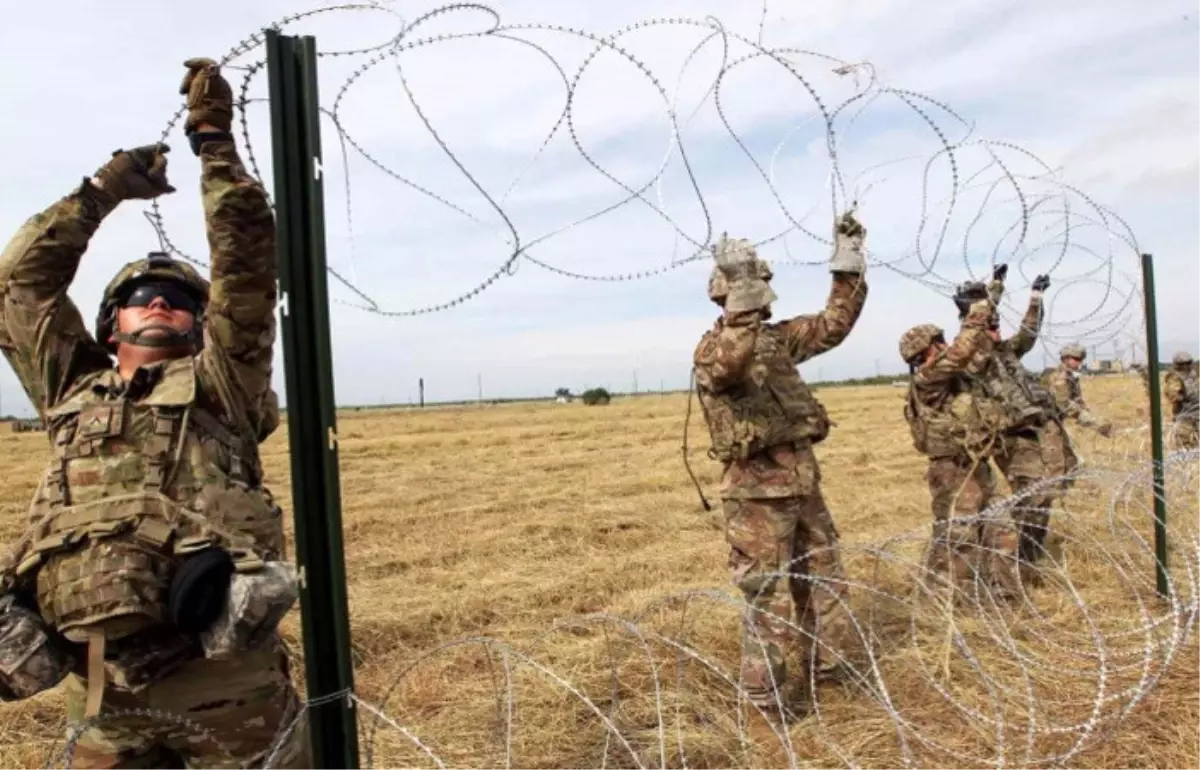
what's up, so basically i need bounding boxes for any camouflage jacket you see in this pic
[1164,368,1199,421]
[1046,365,1107,432]
[905,303,995,458]
[0,140,282,563]
[980,279,1054,430]
[694,273,867,499]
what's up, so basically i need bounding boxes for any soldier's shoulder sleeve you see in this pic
[195,139,277,436]
[779,272,868,363]
[0,183,117,417]
[694,323,755,392]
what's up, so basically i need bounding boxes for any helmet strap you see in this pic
[110,314,204,352]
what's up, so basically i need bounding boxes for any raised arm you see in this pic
[779,211,869,363]
[0,146,175,415]
[183,59,278,432]
[778,273,868,364]
[989,269,1047,359]
[195,139,277,418]
[912,300,994,398]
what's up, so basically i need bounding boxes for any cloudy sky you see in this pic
[0,0,1196,414]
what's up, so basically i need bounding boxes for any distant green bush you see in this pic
[581,387,612,405]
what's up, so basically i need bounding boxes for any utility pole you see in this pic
[267,29,359,768]
[633,369,638,395]
[419,378,425,408]
[477,373,483,404]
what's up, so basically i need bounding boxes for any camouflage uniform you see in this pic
[900,310,1020,598]
[0,129,308,767]
[1041,340,1104,498]
[1046,347,1110,438]
[980,277,1063,569]
[1164,353,1199,450]
[694,221,867,713]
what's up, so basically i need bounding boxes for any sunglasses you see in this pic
[121,282,200,314]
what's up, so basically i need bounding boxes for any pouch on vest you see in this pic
[168,548,235,634]
[0,594,74,702]
[200,561,298,661]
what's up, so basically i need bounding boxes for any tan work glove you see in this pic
[828,211,866,274]
[180,57,233,134]
[92,144,175,200]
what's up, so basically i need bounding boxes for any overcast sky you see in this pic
[1,1,1196,414]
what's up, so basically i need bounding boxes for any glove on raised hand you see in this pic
[828,211,866,274]
[180,57,233,135]
[92,144,175,200]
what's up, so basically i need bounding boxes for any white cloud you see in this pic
[0,0,1195,415]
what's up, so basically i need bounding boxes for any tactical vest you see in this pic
[977,346,1053,433]
[904,373,996,459]
[7,358,277,665]
[698,325,830,462]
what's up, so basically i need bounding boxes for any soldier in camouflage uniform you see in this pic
[899,307,1021,599]
[693,212,868,720]
[1164,351,1199,450]
[0,59,309,768]
[1045,344,1113,444]
[970,266,1063,578]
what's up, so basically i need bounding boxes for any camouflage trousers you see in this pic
[723,492,853,710]
[994,429,1053,567]
[925,456,1020,597]
[1039,419,1079,500]
[1171,416,1199,450]
[62,637,310,769]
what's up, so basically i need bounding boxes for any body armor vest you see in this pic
[905,373,993,459]
[698,325,830,462]
[977,346,1052,433]
[7,358,277,660]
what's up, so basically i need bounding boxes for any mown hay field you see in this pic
[1,375,1196,768]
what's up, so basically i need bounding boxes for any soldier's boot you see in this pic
[1018,561,1045,589]
[1042,530,1066,566]
[980,525,1023,601]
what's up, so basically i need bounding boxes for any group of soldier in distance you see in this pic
[695,221,1198,723]
[0,57,1195,766]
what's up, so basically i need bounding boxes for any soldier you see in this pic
[1164,351,1199,449]
[693,211,868,721]
[0,59,309,768]
[1046,344,1113,443]
[899,306,1020,599]
[956,266,1060,580]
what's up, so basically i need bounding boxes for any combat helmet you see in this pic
[1060,343,1086,361]
[1173,351,1195,367]
[96,251,209,354]
[707,233,776,312]
[899,323,944,365]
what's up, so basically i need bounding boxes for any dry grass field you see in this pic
[0,375,1196,768]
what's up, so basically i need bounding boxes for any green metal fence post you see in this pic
[266,29,361,768]
[1140,252,1170,600]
